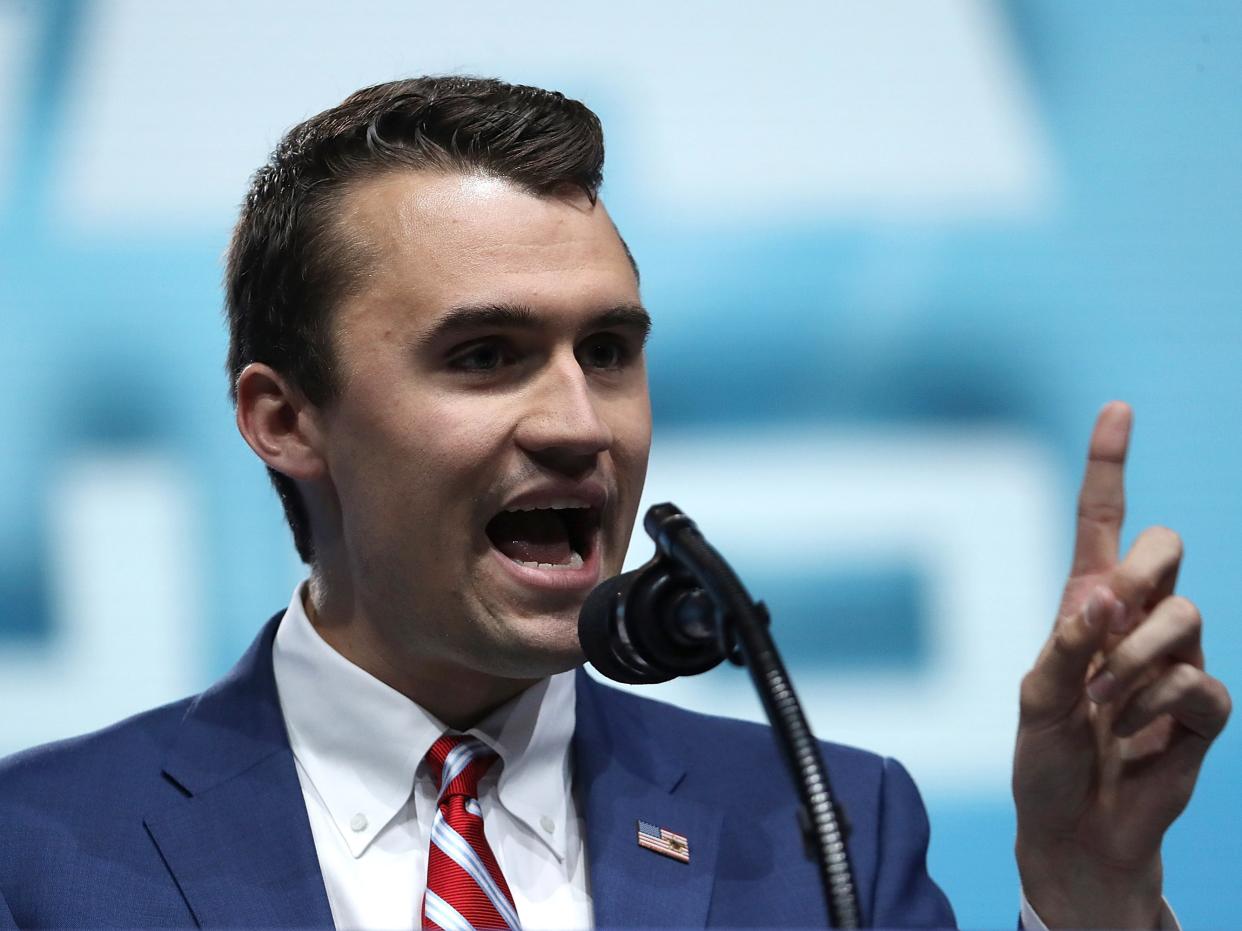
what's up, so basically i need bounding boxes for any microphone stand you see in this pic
[641,503,861,929]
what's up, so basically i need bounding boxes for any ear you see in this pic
[234,363,328,482]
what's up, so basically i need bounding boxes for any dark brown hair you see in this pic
[225,76,608,563]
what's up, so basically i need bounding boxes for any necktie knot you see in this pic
[424,733,499,801]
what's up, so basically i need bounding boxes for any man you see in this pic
[0,76,1229,928]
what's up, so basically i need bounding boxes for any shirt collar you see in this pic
[478,664,576,861]
[271,582,576,860]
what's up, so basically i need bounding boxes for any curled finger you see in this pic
[1020,586,1118,724]
[1108,526,1183,635]
[1113,662,1232,740]
[1087,595,1203,704]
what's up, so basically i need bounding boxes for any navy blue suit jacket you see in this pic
[0,616,954,928]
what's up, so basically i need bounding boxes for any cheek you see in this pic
[607,395,653,479]
[343,385,508,464]
[411,396,514,475]
[330,393,505,533]
[603,397,652,547]
[358,398,517,552]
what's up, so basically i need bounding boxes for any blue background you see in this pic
[1,2,1239,926]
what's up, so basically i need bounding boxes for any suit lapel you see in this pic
[145,621,726,928]
[574,672,723,929]
[145,615,334,929]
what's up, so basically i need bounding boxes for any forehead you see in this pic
[333,169,638,330]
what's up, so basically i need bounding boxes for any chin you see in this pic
[475,644,584,682]
[480,611,587,680]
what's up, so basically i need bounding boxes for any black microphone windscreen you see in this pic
[577,569,662,684]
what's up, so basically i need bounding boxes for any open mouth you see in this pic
[485,501,601,571]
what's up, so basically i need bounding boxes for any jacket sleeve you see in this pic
[867,755,957,929]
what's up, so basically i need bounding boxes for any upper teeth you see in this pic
[505,499,591,512]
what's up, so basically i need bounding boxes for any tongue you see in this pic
[488,510,575,566]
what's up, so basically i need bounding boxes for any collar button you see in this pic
[350,813,369,832]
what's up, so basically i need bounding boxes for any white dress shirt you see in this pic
[272,583,592,930]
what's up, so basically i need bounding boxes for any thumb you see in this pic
[1020,586,1120,725]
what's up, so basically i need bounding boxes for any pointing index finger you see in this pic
[1071,401,1132,576]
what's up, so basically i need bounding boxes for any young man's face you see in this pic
[313,170,651,682]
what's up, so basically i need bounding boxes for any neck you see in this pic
[303,572,539,730]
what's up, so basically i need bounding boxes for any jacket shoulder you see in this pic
[0,696,194,800]
[580,672,885,777]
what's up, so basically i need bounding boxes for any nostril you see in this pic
[523,448,601,481]
[515,410,612,463]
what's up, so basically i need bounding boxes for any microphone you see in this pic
[578,506,740,690]
[577,555,731,684]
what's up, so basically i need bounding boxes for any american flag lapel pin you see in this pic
[636,819,690,863]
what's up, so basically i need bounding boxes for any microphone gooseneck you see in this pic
[578,503,861,929]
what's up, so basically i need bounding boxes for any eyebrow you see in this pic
[417,301,652,347]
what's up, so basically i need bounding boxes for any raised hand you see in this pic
[1012,401,1231,929]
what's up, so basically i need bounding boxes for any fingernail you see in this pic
[1087,669,1118,703]
[1082,587,1108,631]
[1107,595,1132,634]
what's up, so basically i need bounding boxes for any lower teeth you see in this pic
[515,551,584,570]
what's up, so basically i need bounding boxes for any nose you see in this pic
[515,351,613,474]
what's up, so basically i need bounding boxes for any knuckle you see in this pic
[1050,622,1081,658]
[1018,667,1061,722]
[1112,565,1155,605]
[1217,683,1234,722]
[1130,572,1158,603]
[1195,676,1232,736]
[1166,595,1202,631]
[1018,639,1071,719]
[1078,501,1125,525]
[1202,673,1232,709]
[1171,662,1201,692]
[1018,673,1041,715]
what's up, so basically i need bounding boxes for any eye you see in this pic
[578,335,631,370]
[449,340,513,372]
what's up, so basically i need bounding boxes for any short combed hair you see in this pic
[225,76,608,563]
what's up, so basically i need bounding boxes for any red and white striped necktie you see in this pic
[421,734,522,931]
